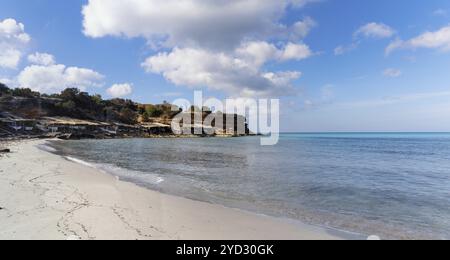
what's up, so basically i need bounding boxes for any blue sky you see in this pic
[1,0,450,132]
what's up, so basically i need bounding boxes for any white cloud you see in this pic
[0,19,106,94]
[355,22,395,39]
[27,52,56,66]
[0,77,14,86]
[82,0,315,50]
[0,49,22,69]
[383,68,402,78]
[0,18,31,69]
[107,83,133,98]
[0,18,30,44]
[142,41,310,97]
[280,42,313,61]
[290,17,316,40]
[142,47,301,97]
[17,64,104,94]
[385,38,404,56]
[6,51,106,94]
[336,22,395,56]
[236,41,313,66]
[334,43,358,56]
[386,25,450,55]
[235,41,280,67]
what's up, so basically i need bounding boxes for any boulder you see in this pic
[0,149,10,153]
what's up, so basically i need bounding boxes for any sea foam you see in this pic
[65,156,94,167]
[65,156,164,185]
[36,144,57,153]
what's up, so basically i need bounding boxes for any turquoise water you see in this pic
[47,133,450,239]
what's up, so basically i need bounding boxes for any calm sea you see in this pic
[46,133,450,239]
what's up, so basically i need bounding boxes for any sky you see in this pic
[1,0,450,132]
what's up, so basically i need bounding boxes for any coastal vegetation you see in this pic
[0,83,177,125]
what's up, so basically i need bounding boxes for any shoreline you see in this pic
[0,139,356,240]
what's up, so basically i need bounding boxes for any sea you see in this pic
[45,133,450,239]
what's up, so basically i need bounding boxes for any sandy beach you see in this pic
[0,139,348,240]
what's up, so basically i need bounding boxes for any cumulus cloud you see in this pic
[107,83,133,97]
[383,68,402,78]
[386,25,450,55]
[0,18,31,69]
[17,64,104,94]
[235,41,280,67]
[142,47,301,97]
[27,52,56,66]
[354,22,396,39]
[280,42,313,61]
[82,0,315,50]
[0,49,22,69]
[0,18,30,44]
[142,41,310,96]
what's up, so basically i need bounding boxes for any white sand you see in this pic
[0,140,346,240]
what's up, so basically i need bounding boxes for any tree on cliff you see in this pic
[0,83,11,96]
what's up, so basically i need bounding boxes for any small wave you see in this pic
[95,163,165,185]
[36,144,57,153]
[64,156,164,185]
[65,156,95,167]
